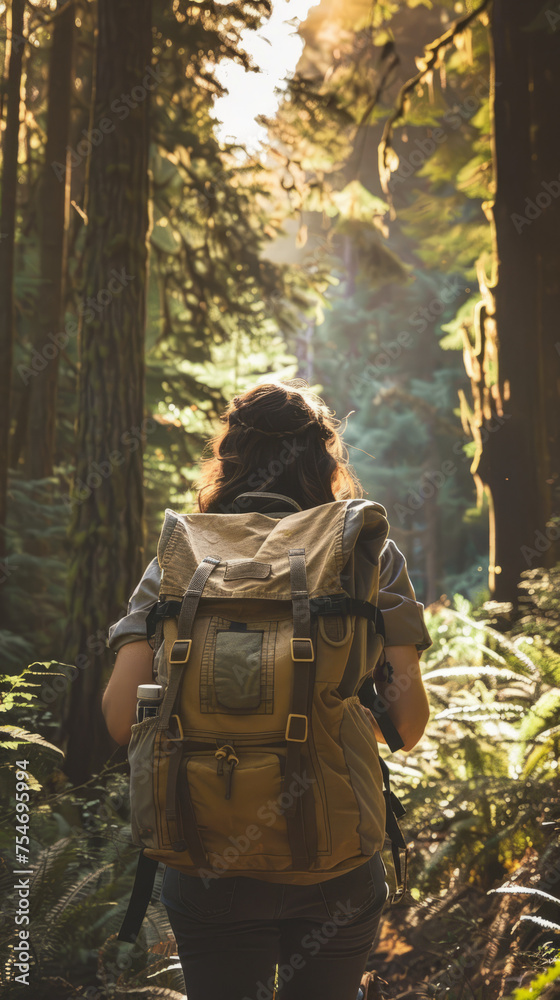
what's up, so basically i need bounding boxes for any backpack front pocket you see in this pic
[214,630,263,709]
[182,750,292,870]
[199,615,278,716]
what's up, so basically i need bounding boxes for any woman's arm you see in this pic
[102,641,430,751]
[102,640,154,746]
[364,644,430,753]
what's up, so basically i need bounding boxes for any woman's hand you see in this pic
[102,639,154,745]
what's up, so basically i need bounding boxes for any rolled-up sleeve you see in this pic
[377,539,433,653]
[106,556,162,653]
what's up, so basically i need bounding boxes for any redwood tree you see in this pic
[463,2,560,600]
[61,0,152,783]
[25,0,75,479]
[0,0,25,592]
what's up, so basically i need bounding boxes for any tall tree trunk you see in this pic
[423,432,439,606]
[463,2,560,601]
[0,0,25,610]
[24,0,75,479]
[61,0,152,784]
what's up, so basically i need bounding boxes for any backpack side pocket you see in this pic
[339,696,386,857]
[128,716,161,850]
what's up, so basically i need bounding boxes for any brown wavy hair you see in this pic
[195,379,363,513]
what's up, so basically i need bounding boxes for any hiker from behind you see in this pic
[103,379,432,1000]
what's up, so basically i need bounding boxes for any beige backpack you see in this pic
[118,492,408,942]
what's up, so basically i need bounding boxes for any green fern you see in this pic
[0,725,63,756]
[505,956,560,1000]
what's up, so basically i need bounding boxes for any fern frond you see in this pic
[0,725,64,755]
[443,607,541,676]
[518,915,560,931]
[519,691,560,741]
[488,885,560,906]
[114,988,185,999]
[44,863,114,923]
[424,665,522,682]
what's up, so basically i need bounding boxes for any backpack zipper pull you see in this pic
[215,746,227,777]
[224,751,239,800]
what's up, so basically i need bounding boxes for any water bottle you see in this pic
[136,684,163,723]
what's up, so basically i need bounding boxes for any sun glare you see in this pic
[213,0,318,152]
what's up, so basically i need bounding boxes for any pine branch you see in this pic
[378,0,492,218]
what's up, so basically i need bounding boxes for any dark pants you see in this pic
[160,853,388,1000]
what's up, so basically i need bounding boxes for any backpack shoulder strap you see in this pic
[118,851,159,943]
[378,755,409,905]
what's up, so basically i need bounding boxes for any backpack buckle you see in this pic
[290,637,314,661]
[285,713,308,742]
[170,638,192,664]
[315,594,347,616]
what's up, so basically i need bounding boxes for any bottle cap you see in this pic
[137,684,163,701]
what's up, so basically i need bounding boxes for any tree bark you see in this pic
[61,0,152,784]
[0,0,25,605]
[24,0,75,479]
[463,2,560,601]
[423,432,440,606]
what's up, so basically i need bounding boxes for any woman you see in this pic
[103,379,432,1000]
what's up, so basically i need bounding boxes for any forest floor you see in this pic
[366,839,560,1000]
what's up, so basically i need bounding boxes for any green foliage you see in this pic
[507,956,560,1000]
[398,587,560,887]
[1,470,71,673]
[373,570,560,995]
[0,664,182,998]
